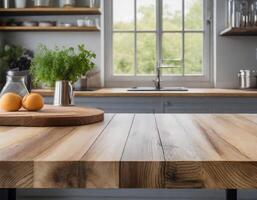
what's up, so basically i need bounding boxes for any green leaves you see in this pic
[30,44,96,87]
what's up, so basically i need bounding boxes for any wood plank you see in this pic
[33,114,115,188]
[32,88,257,97]
[156,114,216,188]
[81,114,135,188]
[0,162,33,188]
[156,114,210,161]
[120,114,165,188]
[0,127,75,161]
[165,161,257,189]
[0,8,101,16]
[155,114,257,189]
[35,114,114,161]
[0,26,99,32]
[195,114,257,160]
[33,161,82,188]
[83,114,134,161]
[220,27,257,36]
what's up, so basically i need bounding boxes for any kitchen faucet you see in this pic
[128,60,188,92]
[153,60,162,90]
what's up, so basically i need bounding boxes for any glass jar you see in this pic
[252,0,257,26]
[228,0,241,28]
[240,0,250,27]
[0,74,29,98]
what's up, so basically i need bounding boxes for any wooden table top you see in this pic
[32,88,257,97]
[0,113,257,189]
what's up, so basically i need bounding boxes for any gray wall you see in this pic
[214,0,257,88]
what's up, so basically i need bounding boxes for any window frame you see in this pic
[104,0,213,87]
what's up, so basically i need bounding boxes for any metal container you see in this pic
[228,0,241,28]
[33,0,50,7]
[74,77,88,91]
[54,81,74,106]
[88,0,95,8]
[238,70,257,89]
[3,0,9,8]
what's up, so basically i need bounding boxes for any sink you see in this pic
[128,87,188,91]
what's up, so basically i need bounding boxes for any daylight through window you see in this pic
[112,0,206,77]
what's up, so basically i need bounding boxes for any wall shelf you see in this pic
[220,27,257,36]
[0,26,100,32]
[0,8,101,16]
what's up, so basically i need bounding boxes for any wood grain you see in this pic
[121,114,165,188]
[0,114,255,189]
[156,114,257,189]
[165,162,257,189]
[0,8,101,16]
[0,162,33,188]
[32,88,257,97]
[0,26,99,32]
[220,27,257,36]
[35,114,114,161]
[82,114,135,188]
[0,105,104,127]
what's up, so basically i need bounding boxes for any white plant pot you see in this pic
[15,0,27,8]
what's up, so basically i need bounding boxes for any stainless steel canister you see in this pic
[238,70,257,89]
[33,0,50,7]
[4,0,9,8]
[54,81,74,106]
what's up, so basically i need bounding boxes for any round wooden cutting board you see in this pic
[0,105,104,127]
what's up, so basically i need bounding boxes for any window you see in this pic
[105,0,212,86]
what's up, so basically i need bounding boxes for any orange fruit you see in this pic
[0,93,22,112]
[22,93,44,111]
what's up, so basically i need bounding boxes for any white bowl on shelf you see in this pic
[59,0,76,7]
[77,19,85,27]
[15,0,27,8]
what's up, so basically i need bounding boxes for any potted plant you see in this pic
[30,44,96,106]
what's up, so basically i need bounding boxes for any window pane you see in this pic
[185,0,203,30]
[113,0,134,30]
[163,0,182,31]
[113,33,135,75]
[162,67,183,76]
[137,33,156,75]
[185,33,203,75]
[162,33,182,68]
[137,0,156,30]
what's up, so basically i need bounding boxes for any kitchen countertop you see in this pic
[0,113,256,189]
[32,88,257,97]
